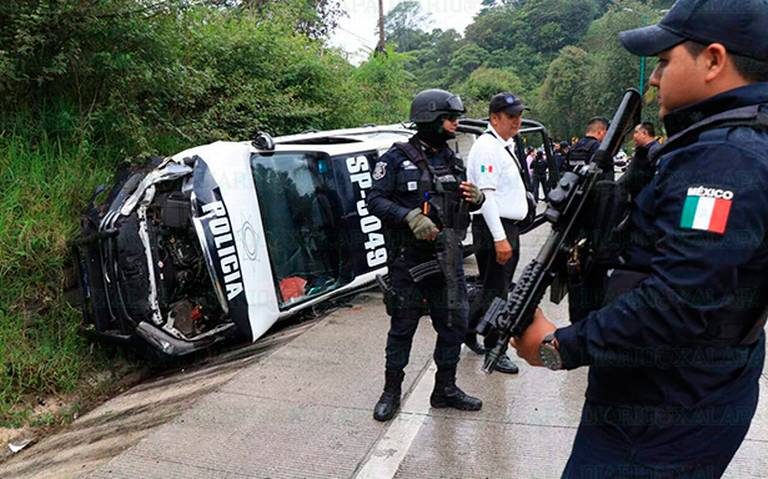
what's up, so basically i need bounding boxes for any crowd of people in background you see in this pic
[519,121,666,204]
[369,2,768,477]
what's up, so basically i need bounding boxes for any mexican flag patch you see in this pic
[480,164,494,173]
[680,186,734,234]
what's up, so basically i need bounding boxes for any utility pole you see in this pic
[375,0,386,53]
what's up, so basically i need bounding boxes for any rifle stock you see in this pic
[476,89,643,374]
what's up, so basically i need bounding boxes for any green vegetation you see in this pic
[0,115,135,426]
[385,0,670,137]
[1,0,675,428]
[0,0,411,427]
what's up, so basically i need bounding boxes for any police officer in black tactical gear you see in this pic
[530,150,549,202]
[368,89,485,422]
[631,121,662,165]
[553,141,568,176]
[565,117,609,177]
[509,1,768,477]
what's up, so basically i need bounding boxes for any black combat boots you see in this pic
[430,370,482,411]
[373,369,405,422]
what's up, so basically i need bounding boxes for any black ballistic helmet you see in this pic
[409,89,465,123]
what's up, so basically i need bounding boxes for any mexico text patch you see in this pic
[679,186,733,234]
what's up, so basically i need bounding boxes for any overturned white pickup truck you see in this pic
[71,120,556,357]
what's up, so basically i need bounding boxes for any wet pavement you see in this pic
[0,321,318,479]
[2,219,767,478]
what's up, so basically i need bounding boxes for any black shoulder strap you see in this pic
[394,139,426,165]
[394,139,433,198]
[657,105,768,159]
[394,139,432,174]
[483,131,533,189]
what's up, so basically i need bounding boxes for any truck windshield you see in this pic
[250,152,343,308]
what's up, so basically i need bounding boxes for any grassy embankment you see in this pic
[0,109,188,427]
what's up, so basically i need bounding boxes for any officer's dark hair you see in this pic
[638,122,655,137]
[683,41,768,83]
[586,116,609,134]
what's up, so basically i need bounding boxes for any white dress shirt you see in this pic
[466,126,528,241]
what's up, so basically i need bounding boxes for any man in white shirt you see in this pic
[465,92,531,374]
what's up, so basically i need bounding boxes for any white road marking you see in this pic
[354,361,437,479]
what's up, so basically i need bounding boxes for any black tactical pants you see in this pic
[532,174,550,201]
[467,216,520,349]
[385,247,468,374]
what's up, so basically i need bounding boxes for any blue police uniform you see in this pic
[554,151,566,176]
[556,83,768,477]
[368,137,478,378]
[645,138,662,159]
[565,136,600,169]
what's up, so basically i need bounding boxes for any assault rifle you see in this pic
[434,196,469,327]
[475,88,643,374]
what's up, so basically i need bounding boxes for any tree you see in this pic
[458,67,524,117]
[483,44,546,97]
[464,5,518,53]
[536,46,595,139]
[383,1,431,52]
[448,43,490,83]
[354,46,414,123]
[480,0,524,9]
[515,0,597,54]
[404,28,462,90]
[580,0,664,122]
[467,0,597,55]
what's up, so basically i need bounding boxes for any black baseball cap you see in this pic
[489,92,528,116]
[619,0,768,61]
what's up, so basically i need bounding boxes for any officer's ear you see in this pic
[701,43,728,83]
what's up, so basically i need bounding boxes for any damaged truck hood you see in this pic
[171,141,278,341]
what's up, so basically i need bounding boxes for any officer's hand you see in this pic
[405,208,439,241]
[460,181,484,205]
[509,308,556,367]
[494,239,512,265]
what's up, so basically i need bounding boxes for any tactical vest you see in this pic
[565,138,597,170]
[607,104,768,345]
[393,137,469,230]
[380,138,469,259]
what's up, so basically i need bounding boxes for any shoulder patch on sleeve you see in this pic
[373,161,387,180]
[679,185,734,234]
[401,160,418,170]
